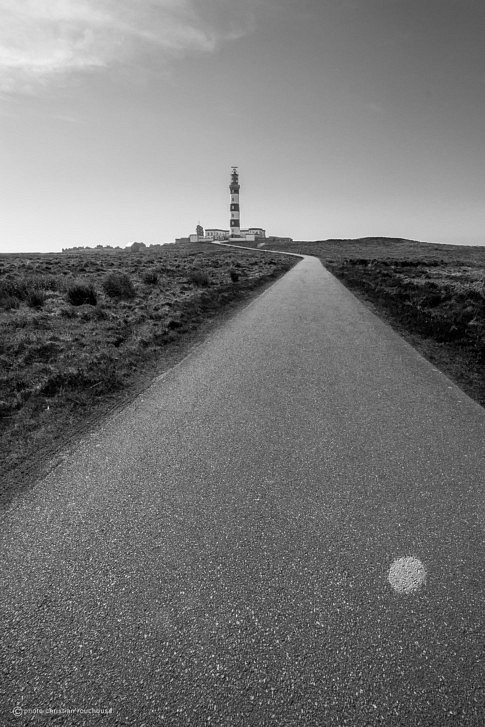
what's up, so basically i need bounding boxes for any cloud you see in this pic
[0,0,252,92]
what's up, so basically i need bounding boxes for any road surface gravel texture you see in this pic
[1,253,484,726]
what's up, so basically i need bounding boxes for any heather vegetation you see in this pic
[328,257,484,347]
[0,243,295,505]
[66,282,97,306]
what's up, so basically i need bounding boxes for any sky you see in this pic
[0,0,484,252]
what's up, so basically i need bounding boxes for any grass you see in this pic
[0,243,296,507]
[227,236,485,408]
[67,282,97,306]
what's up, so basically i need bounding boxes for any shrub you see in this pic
[0,400,13,418]
[188,270,209,287]
[26,290,46,309]
[0,295,20,310]
[67,282,97,306]
[142,271,158,285]
[0,279,27,301]
[229,269,240,282]
[40,368,82,397]
[422,293,443,308]
[168,319,182,329]
[102,272,135,299]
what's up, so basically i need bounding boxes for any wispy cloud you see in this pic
[0,0,253,92]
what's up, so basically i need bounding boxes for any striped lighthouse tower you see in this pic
[229,166,241,237]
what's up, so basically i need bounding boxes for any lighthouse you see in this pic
[229,166,241,237]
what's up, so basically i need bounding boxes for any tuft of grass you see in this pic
[0,295,21,310]
[188,270,209,287]
[67,282,97,306]
[102,272,136,299]
[26,290,46,309]
[142,271,158,285]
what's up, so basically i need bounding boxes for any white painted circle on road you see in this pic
[388,556,426,593]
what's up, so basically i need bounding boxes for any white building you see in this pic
[189,226,266,243]
[240,228,266,241]
[205,229,228,241]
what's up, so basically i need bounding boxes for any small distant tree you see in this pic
[130,242,147,252]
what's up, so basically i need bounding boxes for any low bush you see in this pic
[0,280,27,301]
[0,399,12,418]
[142,271,158,284]
[188,270,210,287]
[167,319,182,329]
[67,283,97,306]
[26,290,46,309]
[0,295,21,310]
[422,293,443,308]
[102,272,136,299]
[229,269,240,282]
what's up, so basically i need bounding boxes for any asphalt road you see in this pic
[1,253,484,726]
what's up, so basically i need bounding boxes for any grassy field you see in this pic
[0,243,296,507]
[230,237,485,408]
